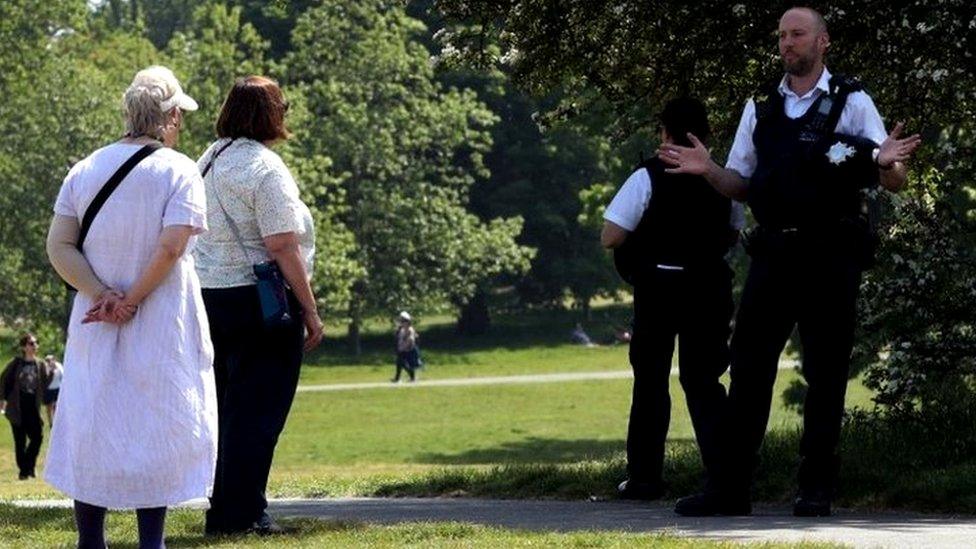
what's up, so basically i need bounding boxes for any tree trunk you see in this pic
[456,290,490,335]
[348,317,362,357]
[348,290,364,356]
[581,296,592,322]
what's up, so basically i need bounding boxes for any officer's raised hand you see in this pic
[876,121,921,191]
[658,133,711,176]
[658,133,749,201]
[877,121,921,167]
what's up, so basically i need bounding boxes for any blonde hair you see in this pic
[122,82,170,139]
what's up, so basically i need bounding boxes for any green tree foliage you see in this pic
[163,2,270,154]
[433,0,976,415]
[412,0,632,318]
[285,0,533,351]
[0,1,129,345]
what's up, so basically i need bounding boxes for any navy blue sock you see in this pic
[74,500,106,549]
[136,507,167,549]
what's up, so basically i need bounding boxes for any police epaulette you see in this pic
[828,73,864,96]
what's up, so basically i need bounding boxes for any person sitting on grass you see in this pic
[570,322,596,347]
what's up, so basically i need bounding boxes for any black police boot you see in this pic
[674,490,751,516]
[794,455,838,517]
[616,478,665,500]
[249,512,290,535]
[793,488,832,517]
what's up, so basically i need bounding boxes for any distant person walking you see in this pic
[0,333,49,480]
[44,65,217,549]
[392,312,421,383]
[42,355,63,427]
[195,75,323,536]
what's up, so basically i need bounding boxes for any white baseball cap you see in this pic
[129,65,198,112]
[397,311,412,322]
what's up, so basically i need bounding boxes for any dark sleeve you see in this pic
[0,359,18,400]
[40,364,51,390]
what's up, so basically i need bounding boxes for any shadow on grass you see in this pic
[0,503,76,531]
[378,439,703,500]
[413,437,625,465]
[372,423,976,514]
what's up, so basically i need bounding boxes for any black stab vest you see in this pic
[631,157,732,271]
[748,77,866,229]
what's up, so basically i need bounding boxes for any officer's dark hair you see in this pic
[658,97,710,148]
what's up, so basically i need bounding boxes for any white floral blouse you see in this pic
[194,138,315,288]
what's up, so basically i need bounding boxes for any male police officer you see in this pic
[661,8,921,517]
[601,98,744,500]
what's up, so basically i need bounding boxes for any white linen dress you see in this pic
[44,143,218,509]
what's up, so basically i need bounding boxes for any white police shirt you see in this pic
[603,167,745,271]
[725,67,890,179]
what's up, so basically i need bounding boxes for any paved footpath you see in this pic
[297,360,799,393]
[15,497,976,548]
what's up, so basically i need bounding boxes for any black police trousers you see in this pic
[202,285,304,532]
[724,250,861,495]
[626,264,733,486]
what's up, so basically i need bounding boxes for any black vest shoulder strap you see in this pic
[822,73,863,136]
[65,142,161,293]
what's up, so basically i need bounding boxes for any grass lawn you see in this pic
[0,365,870,502]
[2,303,970,549]
[0,505,843,549]
[0,304,872,504]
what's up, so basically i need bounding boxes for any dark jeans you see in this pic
[393,348,420,381]
[11,392,42,477]
[202,285,304,532]
[724,250,861,495]
[626,264,733,486]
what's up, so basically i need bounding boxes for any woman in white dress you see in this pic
[45,66,217,549]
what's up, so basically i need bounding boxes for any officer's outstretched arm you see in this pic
[702,164,749,202]
[879,162,908,192]
[658,133,749,201]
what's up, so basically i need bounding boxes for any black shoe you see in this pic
[249,513,290,535]
[616,479,665,500]
[793,490,832,517]
[674,491,752,516]
[17,473,29,481]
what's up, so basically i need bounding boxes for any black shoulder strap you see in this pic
[201,138,237,178]
[77,142,162,251]
[822,73,862,137]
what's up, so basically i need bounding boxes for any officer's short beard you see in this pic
[783,53,816,77]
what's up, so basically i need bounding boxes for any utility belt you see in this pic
[632,255,732,284]
[742,217,878,269]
